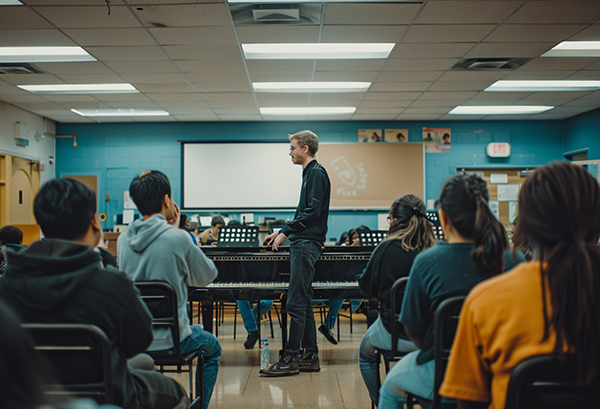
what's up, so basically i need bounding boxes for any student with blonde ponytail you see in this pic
[378,173,525,409]
[357,194,436,404]
[440,162,600,409]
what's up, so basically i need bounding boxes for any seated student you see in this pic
[356,194,436,403]
[337,231,350,246]
[440,162,600,409]
[179,214,198,245]
[378,173,526,409]
[0,225,26,252]
[0,178,187,409]
[199,216,224,245]
[117,170,220,409]
[0,299,123,409]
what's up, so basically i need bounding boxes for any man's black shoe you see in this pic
[259,354,300,377]
[244,330,260,349]
[318,324,338,345]
[299,352,320,372]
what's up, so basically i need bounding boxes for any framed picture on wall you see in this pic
[358,129,383,143]
[385,129,408,143]
[423,127,451,153]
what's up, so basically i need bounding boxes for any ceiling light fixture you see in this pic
[71,109,170,117]
[260,107,356,115]
[18,83,139,94]
[0,0,23,4]
[485,80,600,92]
[229,0,414,3]
[0,46,96,63]
[448,106,554,115]
[253,81,371,93]
[541,41,600,57]
[242,43,395,60]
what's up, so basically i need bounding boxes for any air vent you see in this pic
[253,9,300,22]
[0,63,44,75]
[451,58,532,71]
[231,4,321,25]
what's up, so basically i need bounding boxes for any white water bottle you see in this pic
[260,338,269,369]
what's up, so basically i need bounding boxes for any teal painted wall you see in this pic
[564,108,600,160]
[56,119,565,240]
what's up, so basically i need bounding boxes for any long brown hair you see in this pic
[387,194,436,252]
[436,173,508,276]
[516,162,600,383]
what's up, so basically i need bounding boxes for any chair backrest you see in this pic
[22,323,113,404]
[135,281,184,358]
[432,296,465,409]
[389,276,409,356]
[505,354,600,409]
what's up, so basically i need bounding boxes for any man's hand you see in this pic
[167,202,181,227]
[264,232,287,251]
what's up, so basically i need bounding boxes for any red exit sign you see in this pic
[486,142,511,158]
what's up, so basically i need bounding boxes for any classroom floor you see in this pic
[166,304,375,408]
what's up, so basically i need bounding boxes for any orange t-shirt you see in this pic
[439,261,560,409]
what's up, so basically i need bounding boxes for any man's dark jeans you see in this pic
[285,239,323,356]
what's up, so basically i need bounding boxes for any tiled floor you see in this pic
[168,306,374,408]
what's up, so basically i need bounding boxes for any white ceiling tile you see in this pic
[0,7,55,29]
[207,100,257,109]
[324,3,422,25]
[55,74,126,83]
[217,115,262,121]
[364,92,422,100]
[173,114,220,121]
[428,81,494,91]
[569,24,600,40]
[93,94,152,102]
[162,45,241,60]
[145,93,202,102]
[41,94,107,103]
[359,100,412,108]
[236,26,320,44]
[120,73,188,84]
[565,70,600,79]
[383,59,460,71]
[465,42,557,58]
[390,43,475,59]
[469,92,529,103]
[518,57,599,70]
[415,1,522,24]
[86,46,168,61]
[135,84,196,93]
[396,113,444,120]
[1,74,63,86]
[519,91,591,100]
[133,116,177,122]
[131,4,231,27]
[484,24,587,43]
[418,91,478,100]
[582,60,600,70]
[104,60,180,74]
[150,27,237,45]
[309,95,364,104]
[561,98,600,107]
[33,5,141,28]
[501,70,576,80]
[62,28,156,46]
[251,72,314,82]
[192,83,252,92]
[505,1,600,24]
[369,82,432,92]
[255,94,310,105]
[404,107,452,114]
[246,60,315,73]
[156,101,211,110]
[351,114,399,120]
[315,60,387,72]
[167,108,215,115]
[376,71,444,82]
[175,60,246,73]
[213,108,259,115]
[436,71,509,81]
[314,72,379,81]
[410,100,462,108]
[35,62,115,75]
[201,92,254,102]
[320,25,407,43]
[0,29,75,46]
[355,108,403,114]
[185,71,248,83]
[403,24,497,43]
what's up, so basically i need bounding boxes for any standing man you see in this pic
[199,216,225,245]
[117,170,221,409]
[260,130,331,376]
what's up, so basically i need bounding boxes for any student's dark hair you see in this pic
[0,301,54,409]
[211,216,225,227]
[179,213,189,230]
[227,219,241,226]
[0,226,23,245]
[436,173,508,275]
[516,162,600,384]
[387,194,436,252]
[337,231,350,245]
[129,170,171,216]
[34,178,96,240]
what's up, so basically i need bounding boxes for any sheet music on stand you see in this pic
[217,225,259,247]
[426,211,445,241]
[359,230,387,246]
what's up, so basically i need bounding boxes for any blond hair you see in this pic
[289,130,319,155]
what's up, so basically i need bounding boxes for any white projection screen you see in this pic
[182,142,424,210]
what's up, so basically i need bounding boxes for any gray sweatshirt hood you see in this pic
[123,214,173,253]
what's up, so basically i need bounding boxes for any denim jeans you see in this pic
[237,300,274,333]
[285,239,322,356]
[325,298,363,329]
[358,316,417,404]
[180,324,221,409]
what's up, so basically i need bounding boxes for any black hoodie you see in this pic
[0,238,153,408]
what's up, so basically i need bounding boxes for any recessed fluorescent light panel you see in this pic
[242,43,395,60]
[260,107,356,115]
[253,82,371,93]
[449,106,554,115]
[0,47,96,63]
[18,84,139,94]
[71,109,170,117]
[0,0,23,4]
[542,41,600,57]
[485,80,600,92]
[229,0,415,2]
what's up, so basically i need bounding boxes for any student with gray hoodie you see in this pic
[117,170,220,409]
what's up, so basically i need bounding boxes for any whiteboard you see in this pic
[182,142,424,210]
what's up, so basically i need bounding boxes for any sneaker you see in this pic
[244,330,260,349]
[299,352,320,372]
[259,354,300,377]
[318,324,338,345]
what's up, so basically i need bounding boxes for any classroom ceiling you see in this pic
[2,0,600,123]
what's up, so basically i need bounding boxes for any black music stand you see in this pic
[359,230,387,246]
[217,225,259,247]
[426,211,445,241]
